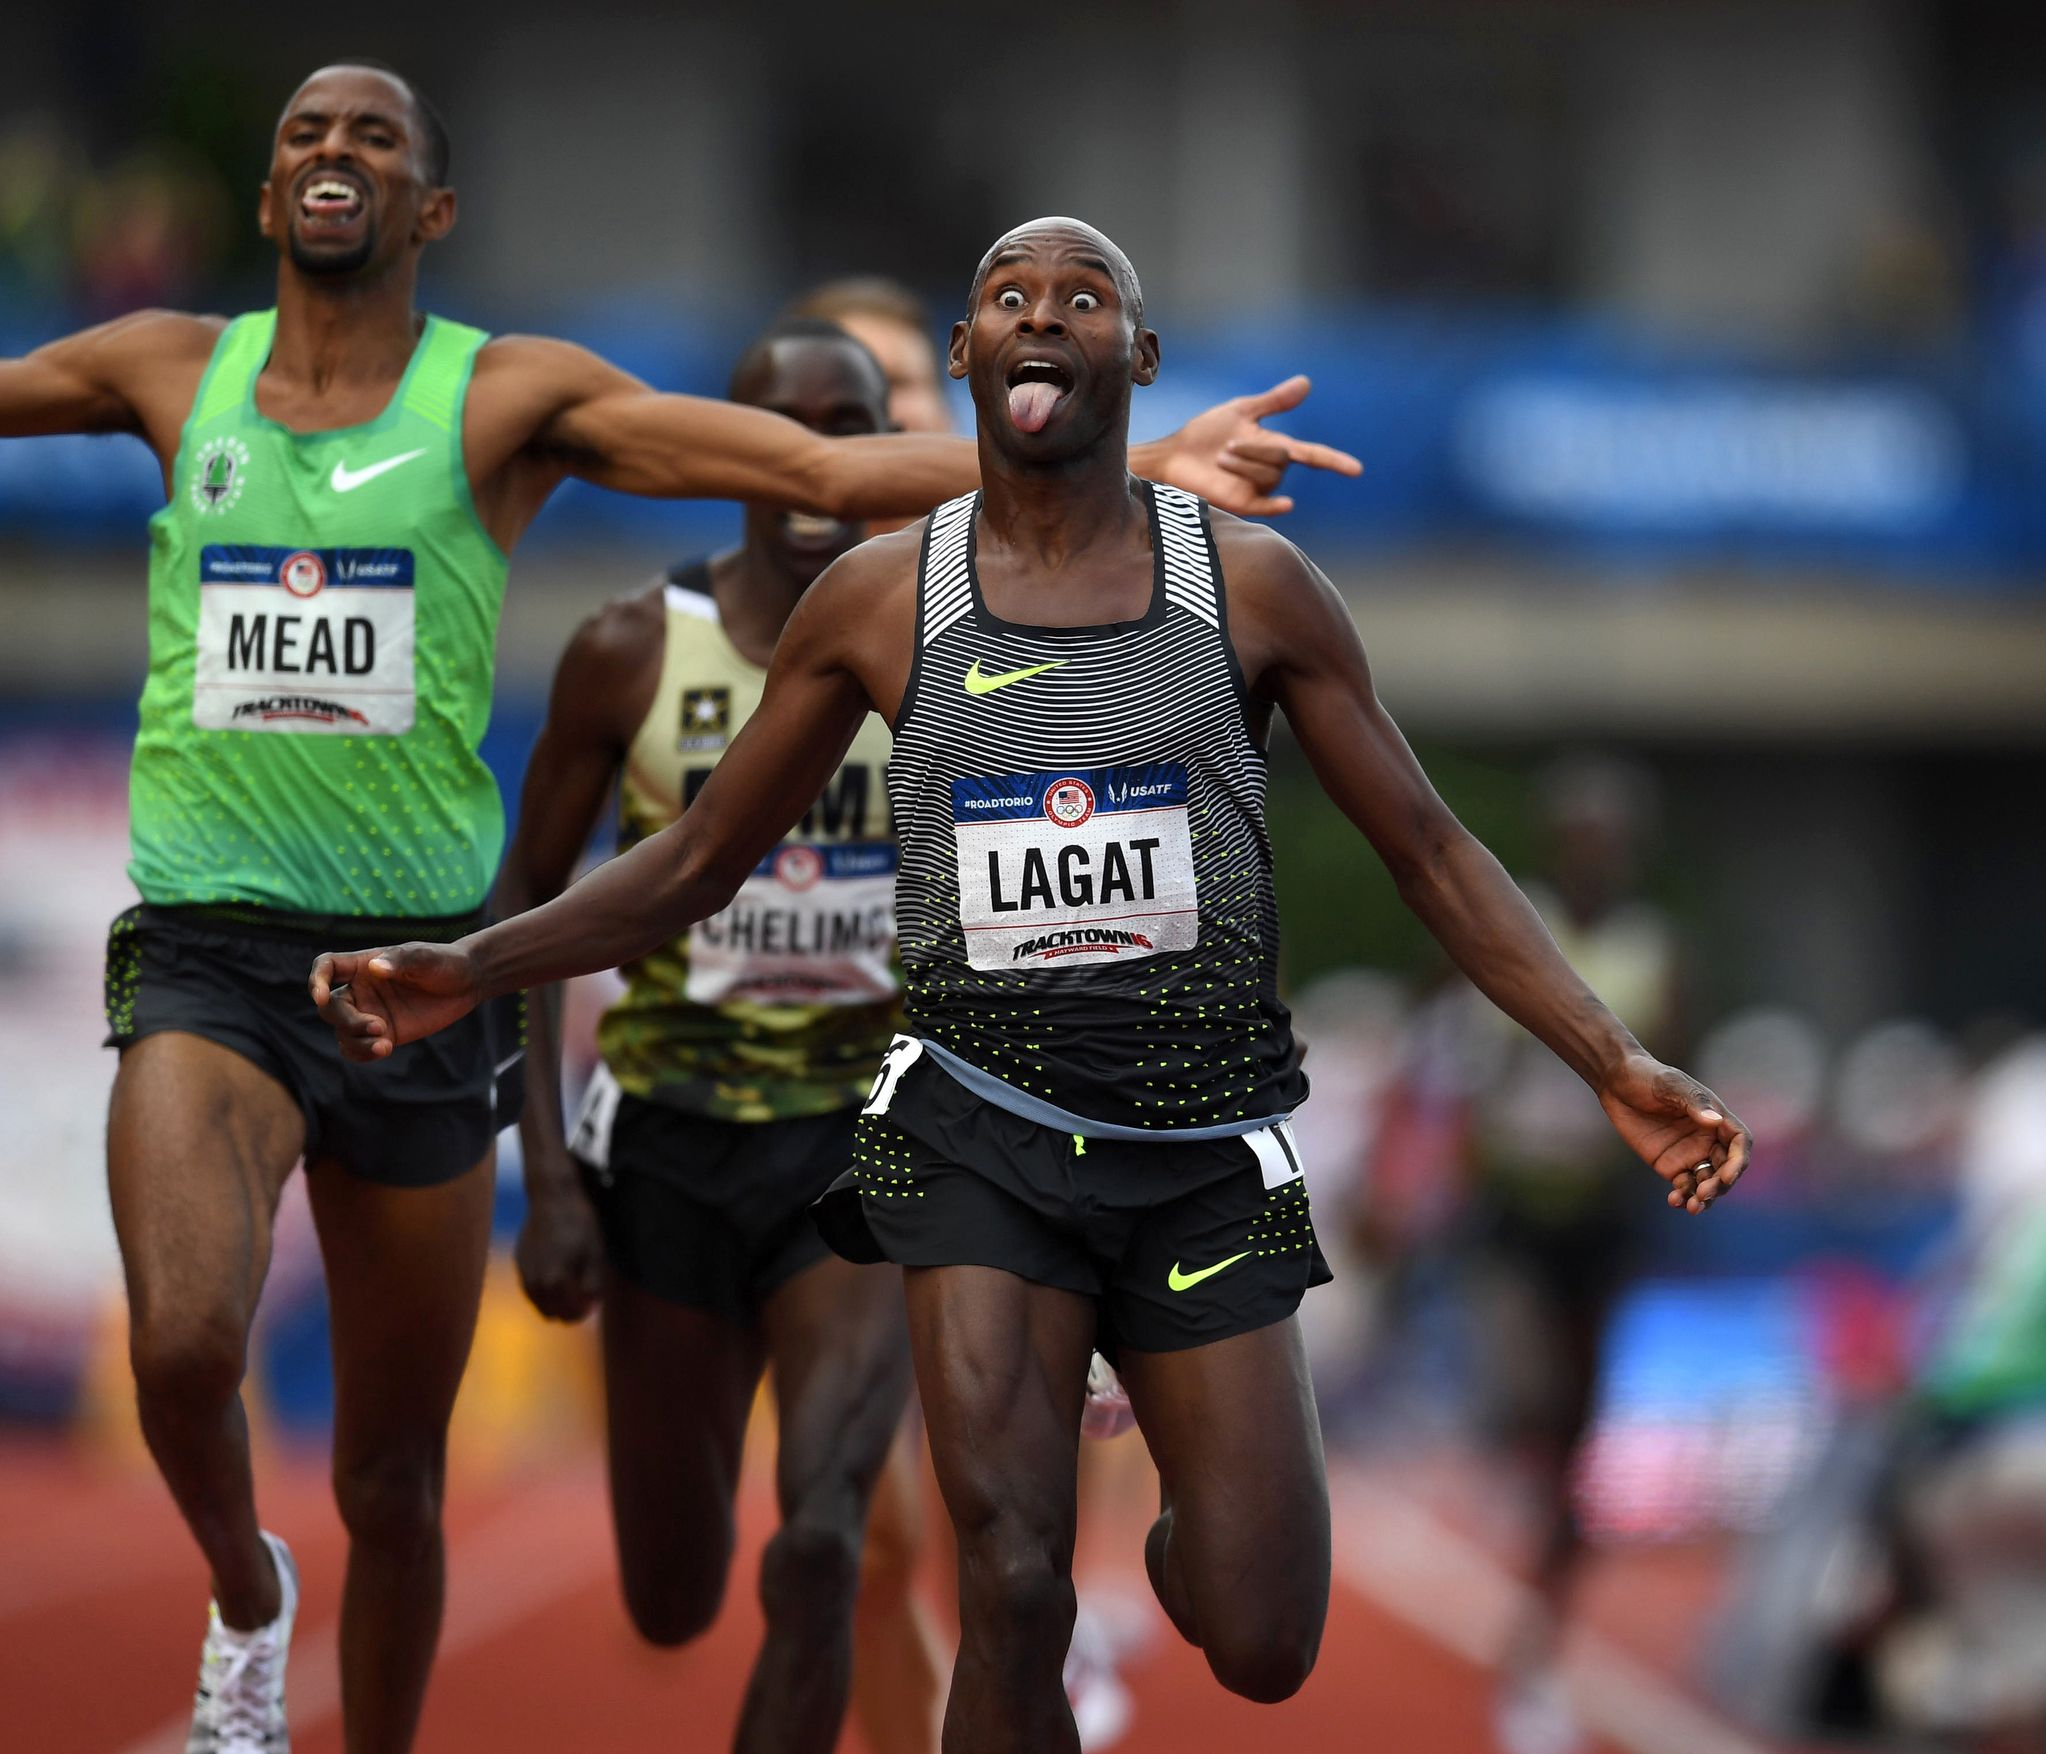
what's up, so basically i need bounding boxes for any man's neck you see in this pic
[976,436,1143,566]
[709,535,812,668]
[266,260,423,394]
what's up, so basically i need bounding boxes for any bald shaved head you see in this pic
[968,216,1144,326]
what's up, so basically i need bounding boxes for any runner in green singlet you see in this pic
[0,63,1358,1752]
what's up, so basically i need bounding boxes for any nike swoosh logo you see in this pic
[1167,1252,1251,1292]
[963,658,1066,696]
[329,449,428,493]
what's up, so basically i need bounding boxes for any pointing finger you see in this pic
[1274,435,1364,477]
[1226,434,1365,481]
[1238,375,1312,419]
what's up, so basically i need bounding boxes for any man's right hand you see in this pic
[515,1159,606,1323]
[309,941,482,1061]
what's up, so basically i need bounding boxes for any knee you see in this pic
[760,1518,864,1627]
[332,1448,444,1562]
[1204,1624,1321,1704]
[129,1307,246,1413]
[960,1527,1075,1649]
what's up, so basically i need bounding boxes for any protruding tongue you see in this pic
[1009,381,1064,434]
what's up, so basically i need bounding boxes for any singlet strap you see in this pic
[919,494,978,647]
[191,311,276,427]
[661,558,718,621]
[1152,484,1220,628]
[401,316,489,431]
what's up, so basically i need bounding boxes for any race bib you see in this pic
[952,762,1198,970]
[686,840,899,1006]
[194,545,415,734]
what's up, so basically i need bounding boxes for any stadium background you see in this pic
[3,2,2045,1749]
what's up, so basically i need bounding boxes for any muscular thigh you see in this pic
[904,1265,1095,1540]
[107,1031,305,1333]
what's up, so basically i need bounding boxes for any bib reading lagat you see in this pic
[686,839,900,1005]
[193,544,416,733]
[952,762,1198,969]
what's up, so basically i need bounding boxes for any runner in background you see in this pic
[504,316,930,1754]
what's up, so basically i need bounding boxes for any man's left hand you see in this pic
[1147,375,1362,517]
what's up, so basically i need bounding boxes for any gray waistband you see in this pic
[918,1037,1290,1142]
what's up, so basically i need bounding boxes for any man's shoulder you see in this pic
[545,583,667,736]
[1203,509,1317,605]
[814,521,928,604]
[565,581,668,675]
[68,309,226,376]
[1204,506,1314,588]
[466,333,638,415]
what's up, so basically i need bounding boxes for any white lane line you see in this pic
[1328,1464,1779,1754]
[117,1477,612,1754]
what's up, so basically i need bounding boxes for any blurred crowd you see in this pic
[1279,755,2046,1750]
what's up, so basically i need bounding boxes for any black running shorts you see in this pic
[104,903,524,1188]
[569,1072,854,1319]
[813,1039,1329,1356]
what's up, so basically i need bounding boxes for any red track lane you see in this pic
[0,1439,1641,1754]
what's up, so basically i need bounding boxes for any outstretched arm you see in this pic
[493,596,659,1322]
[312,540,908,1056]
[1226,522,1750,1213]
[506,338,1360,521]
[0,310,218,459]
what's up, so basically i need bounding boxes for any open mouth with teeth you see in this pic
[1006,357,1074,434]
[781,509,854,548]
[298,174,367,229]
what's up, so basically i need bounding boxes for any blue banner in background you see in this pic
[5,305,2044,582]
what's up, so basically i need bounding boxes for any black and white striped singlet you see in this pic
[884,481,1305,1137]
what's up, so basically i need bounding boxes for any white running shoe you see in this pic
[1494,1663,1589,1754]
[1080,1352,1136,1441]
[1064,1598,1136,1750]
[187,1531,297,1754]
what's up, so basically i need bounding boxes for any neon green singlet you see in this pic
[129,310,509,917]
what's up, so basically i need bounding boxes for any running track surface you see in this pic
[0,1438,1803,1754]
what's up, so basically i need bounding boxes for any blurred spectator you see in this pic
[1454,755,1682,1754]
[0,117,85,304]
[1829,1018,1966,1193]
[68,142,231,319]
[1694,1005,1829,1188]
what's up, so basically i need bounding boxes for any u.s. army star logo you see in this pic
[679,686,732,752]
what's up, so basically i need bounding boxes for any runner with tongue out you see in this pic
[0,59,1364,1752]
[311,213,1751,1751]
